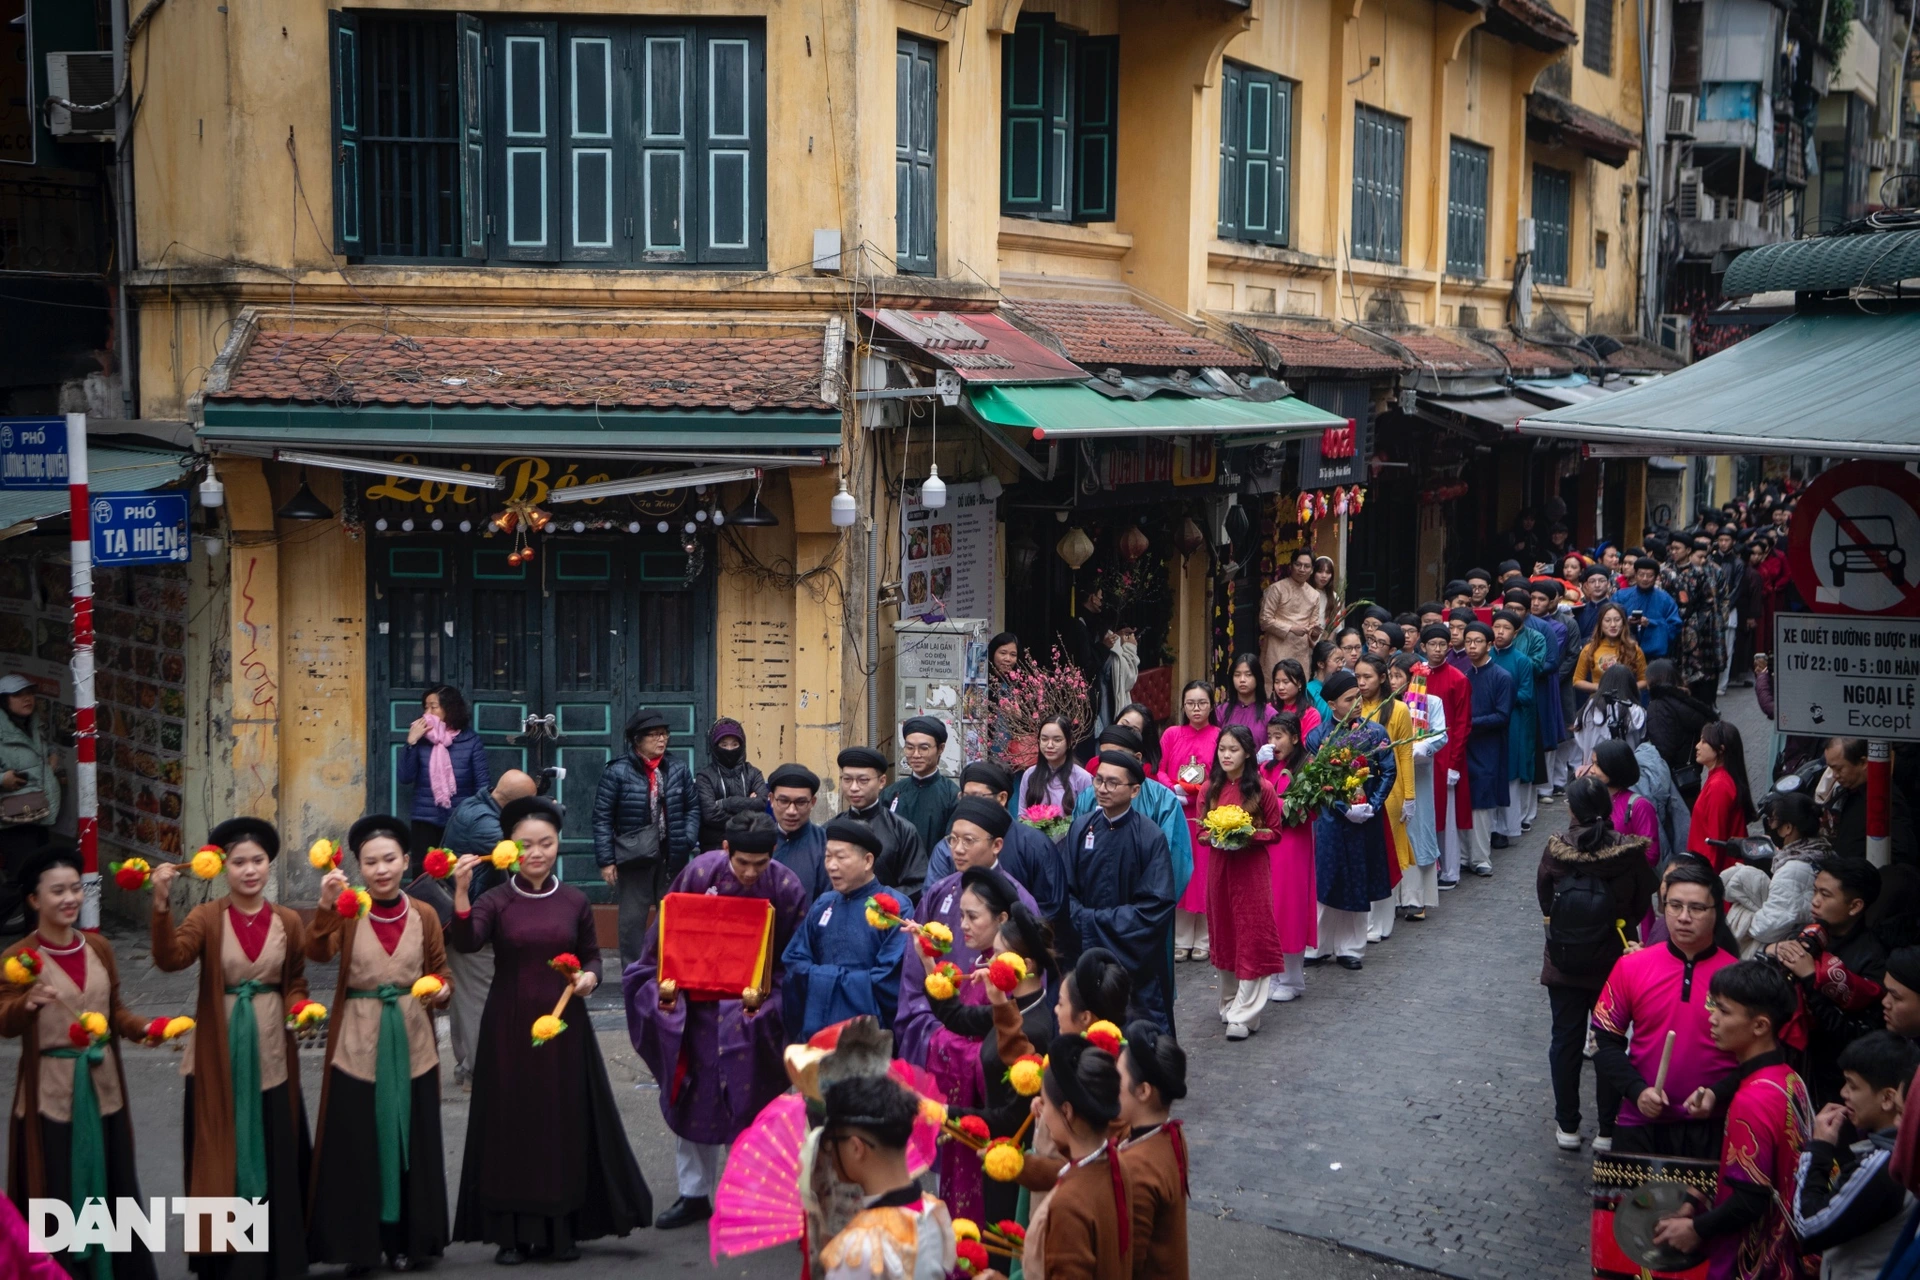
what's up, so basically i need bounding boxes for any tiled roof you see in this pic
[1006,299,1258,369]
[1249,326,1408,375]
[1481,335,1580,374]
[1603,336,1687,373]
[1388,333,1508,375]
[209,332,834,412]
[1526,92,1641,167]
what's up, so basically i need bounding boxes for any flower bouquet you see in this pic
[111,857,152,891]
[1277,716,1440,826]
[307,838,342,871]
[189,845,226,880]
[1200,804,1255,850]
[286,999,328,1035]
[1019,803,1070,840]
[864,893,906,930]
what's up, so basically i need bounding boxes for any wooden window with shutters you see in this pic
[1532,163,1572,285]
[1218,61,1293,246]
[1000,15,1117,222]
[896,36,937,275]
[1446,138,1490,276]
[1351,104,1406,264]
[1583,0,1614,74]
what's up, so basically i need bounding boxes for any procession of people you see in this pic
[4,481,1920,1280]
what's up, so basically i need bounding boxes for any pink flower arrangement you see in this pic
[1020,803,1070,840]
[996,647,1091,771]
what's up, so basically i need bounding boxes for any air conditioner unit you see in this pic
[46,52,116,139]
[1658,314,1692,364]
[1740,198,1762,227]
[1665,92,1697,139]
[1866,138,1892,170]
[1675,168,1707,220]
[1897,138,1920,172]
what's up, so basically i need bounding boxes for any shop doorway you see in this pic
[367,536,714,890]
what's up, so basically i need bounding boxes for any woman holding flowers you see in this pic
[1158,682,1219,963]
[448,796,651,1264]
[149,818,311,1278]
[1,848,160,1280]
[305,815,454,1272]
[1018,716,1092,816]
[1302,672,1396,972]
[1259,713,1318,1004]
[1198,726,1288,1041]
[1355,655,1415,944]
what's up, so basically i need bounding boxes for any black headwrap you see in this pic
[1419,623,1452,645]
[823,815,883,856]
[724,811,779,853]
[1319,669,1358,702]
[1095,725,1144,755]
[1886,947,1920,994]
[1464,621,1495,641]
[499,796,564,836]
[960,760,1014,796]
[347,813,411,856]
[1442,579,1471,598]
[900,716,948,746]
[950,795,1012,840]
[209,816,280,860]
[1094,750,1145,783]
[837,746,889,772]
[767,763,821,794]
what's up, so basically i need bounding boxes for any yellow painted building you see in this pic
[117,0,1645,899]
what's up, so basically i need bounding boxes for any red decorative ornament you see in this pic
[1318,418,1357,459]
[1117,524,1149,563]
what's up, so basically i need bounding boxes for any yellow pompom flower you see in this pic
[531,1015,566,1046]
[489,839,523,871]
[918,1096,948,1127]
[163,1016,195,1039]
[1007,1056,1044,1097]
[982,1142,1025,1182]
[924,970,956,1001]
[952,1218,981,1242]
[4,954,39,986]
[411,975,444,1001]
[79,1011,108,1039]
[189,846,225,880]
[864,908,889,929]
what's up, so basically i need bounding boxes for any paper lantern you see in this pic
[1117,524,1150,562]
[1056,527,1094,570]
[1177,518,1205,557]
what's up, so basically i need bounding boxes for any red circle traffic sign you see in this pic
[1787,462,1920,617]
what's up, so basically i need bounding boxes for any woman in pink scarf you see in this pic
[396,684,492,874]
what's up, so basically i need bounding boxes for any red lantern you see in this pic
[1117,524,1149,562]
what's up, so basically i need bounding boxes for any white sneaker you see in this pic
[1592,1135,1614,1153]
[1366,927,1382,943]
[1268,984,1301,1003]
[1225,1022,1252,1041]
[1555,1128,1582,1151]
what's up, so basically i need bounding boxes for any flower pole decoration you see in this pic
[286,999,329,1035]
[68,1010,109,1049]
[864,893,906,931]
[188,844,226,880]
[489,839,524,873]
[986,952,1028,994]
[915,921,953,959]
[109,857,151,892]
[1199,804,1255,850]
[982,1137,1026,1183]
[1084,1020,1125,1056]
[954,1238,991,1276]
[533,953,583,1047]
[923,961,963,1002]
[143,1015,194,1046]
[307,838,342,871]
[420,847,457,880]
[983,1221,1027,1258]
[4,947,43,986]
[1018,804,1070,840]
[410,975,444,1002]
[333,885,372,920]
[1005,1053,1044,1097]
[942,1113,991,1150]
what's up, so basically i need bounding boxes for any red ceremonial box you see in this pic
[657,892,776,1001]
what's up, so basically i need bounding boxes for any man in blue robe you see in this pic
[1069,725,1193,901]
[624,813,810,1230]
[879,717,960,862]
[1303,670,1396,970]
[1060,750,1177,1032]
[1462,621,1515,874]
[1574,565,1616,642]
[921,761,1063,920]
[781,815,914,1042]
[767,762,830,902]
[1489,608,1539,842]
[893,796,1040,1065]
[1614,556,1682,659]
[1527,579,1578,797]
[837,746,926,898]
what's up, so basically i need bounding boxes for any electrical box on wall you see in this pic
[892,618,989,778]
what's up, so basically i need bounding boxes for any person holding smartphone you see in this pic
[1612,558,1681,659]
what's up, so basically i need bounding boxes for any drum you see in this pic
[1591,1150,1717,1279]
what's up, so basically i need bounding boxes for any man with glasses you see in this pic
[767,763,829,901]
[1589,861,1738,1156]
[836,746,927,898]
[1060,750,1177,1032]
[922,760,1064,920]
[781,815,915,1042]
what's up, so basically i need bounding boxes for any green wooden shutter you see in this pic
[640,28,691,262]
[492,21,559,261]
[457,14,486,258]
[1218,61,1242,239]
[1533,163,1571,285]
[329,10,362,255]
[562,25,623,262]
[1002,18,1052,215]
[1268,76,1292,246]
[896,37,937,275]
[696,29,763,264]
[1447,138,1489,276]
[1072,35,1117,221]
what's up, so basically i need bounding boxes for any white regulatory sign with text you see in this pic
[1773,614,1920,741]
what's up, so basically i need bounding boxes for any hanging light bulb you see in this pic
[920,464,947,511]
[830,477,857,528]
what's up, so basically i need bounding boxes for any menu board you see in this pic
[900,480,996,622]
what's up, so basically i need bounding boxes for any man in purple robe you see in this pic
[892,796,1040,1066]
[623,812,809,1231]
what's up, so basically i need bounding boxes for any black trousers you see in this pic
[615,858,668,969]
[1546,983,1621,1135]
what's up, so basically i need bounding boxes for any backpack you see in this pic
[1547,867,1624,978]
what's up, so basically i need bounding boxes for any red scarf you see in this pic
[229,904,271,962]
[34,934,86,988]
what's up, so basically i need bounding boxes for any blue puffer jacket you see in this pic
[396,729,492,825]
[592,751,700,872]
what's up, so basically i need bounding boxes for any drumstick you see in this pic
[1652,1030,1677,1095]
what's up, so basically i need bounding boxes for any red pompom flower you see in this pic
[67,1022,91,1048]
[145,1016,170,1042]
[549,953,583,978]
[957,1114,990,1142]
[421,848,456,880]
[955,1239,990,1274]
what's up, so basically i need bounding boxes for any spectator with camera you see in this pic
[1765,857,1889,1106]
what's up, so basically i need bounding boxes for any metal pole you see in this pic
[110,0,136,420]
[65,413,100,928]
[866,520,877,746]
[1866,739,1892,868]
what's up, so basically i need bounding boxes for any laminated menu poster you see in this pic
[900,480,996,621]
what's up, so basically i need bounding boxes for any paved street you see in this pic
[0,689,1773,1277]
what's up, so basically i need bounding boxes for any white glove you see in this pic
[1447,769,1460,785]
[1401,801,1416,824]
[1344,802,1374,824]
[1256,743,1275,765]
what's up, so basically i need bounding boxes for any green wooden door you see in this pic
[368,535,714,896]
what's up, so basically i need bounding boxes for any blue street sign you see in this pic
[90,492,191,565]
[0,418,69,489]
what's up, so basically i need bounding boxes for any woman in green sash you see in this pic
[1,848,158,1280]
[306,815,453,1273]
[150,818,311,1279]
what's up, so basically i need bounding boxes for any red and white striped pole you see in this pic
[64,412,99,930]
[1866,739,1892,868]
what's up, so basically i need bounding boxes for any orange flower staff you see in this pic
[149,818,312,1279]
[305,816,454,1272]
[0,849,161,1280]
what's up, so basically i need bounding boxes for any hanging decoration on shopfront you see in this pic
[1055,527,1094,571]
[361,454,692,522]
[488,498,553,566]
[1418,482,1470,507]
[1176,518,1205,561]
[1293,486,1367,527]
[1117,524,1150,563]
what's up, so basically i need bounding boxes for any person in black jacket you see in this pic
[1789,1030,1918,1279]
[1644,660,1718,806]
[593,708,700,966]
[1825,737,1920,868]
[835,746,926,897]
[692,718,767,853]
[1537,776,1660,1152]
[1764,856,1890,1106]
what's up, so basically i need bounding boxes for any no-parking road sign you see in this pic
[1787,462,1920,617]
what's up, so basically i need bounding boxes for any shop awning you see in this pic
[200,404,843,453]
[1417,392,1547,430]
[964,382,1346,441]
[0,446,194,536]
[1514,310,1920,458]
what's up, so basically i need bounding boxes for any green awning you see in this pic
[1722,231,1920,297]
[0,446,193,534]
[965,382,1347,440]
[1515,310,1920,458]
[199,403,843,452]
